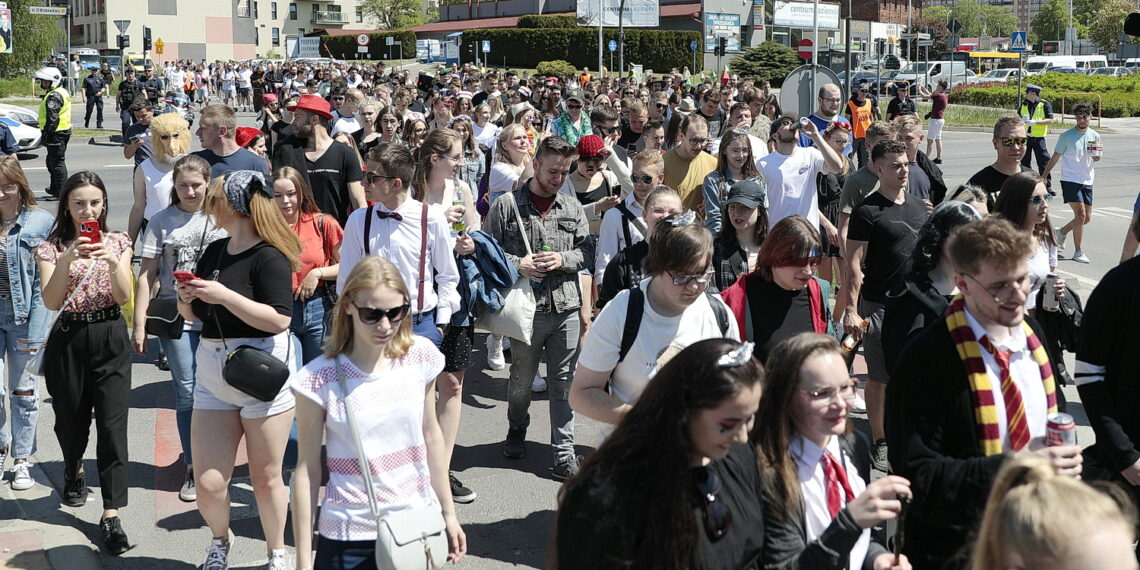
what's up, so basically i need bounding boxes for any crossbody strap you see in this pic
[417,202,428,315]
[363,205,375,256]
[334,356,383,518]
[53,263,97,318]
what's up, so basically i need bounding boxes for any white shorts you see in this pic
[193,332,296,418]
[927,118,945,140]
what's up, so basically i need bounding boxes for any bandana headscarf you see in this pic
[223,170,272,216]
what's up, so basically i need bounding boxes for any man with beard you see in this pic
[758,114,844,230]
[843,139,928,473]
[191,104,270,179]
[799,83,852,156]
[886,216,1082,568]
[662,114,718,213]
[271,94,364,226]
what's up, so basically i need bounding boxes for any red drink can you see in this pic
[1046,412,1077,447]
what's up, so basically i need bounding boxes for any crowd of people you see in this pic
[0,57,1136,570]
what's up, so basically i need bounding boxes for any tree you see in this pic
[729,42,800,86]
[910,15,951,55]
[941,0,1017,38]
[977,3,1017,37]
[360,0,429,30]
[1032,0,1070,42]
[0,0,64,78]
[1088,0,1140,51]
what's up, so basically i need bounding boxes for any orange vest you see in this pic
[846,98,873,139]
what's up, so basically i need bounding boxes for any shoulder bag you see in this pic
[333,357,448,570]
[315,213,339,308]
[27,263,96,377]
[475,192,536,343]
[146,220,212,339]
[208,243,292,402]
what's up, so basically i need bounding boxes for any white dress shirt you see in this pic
[964,307,1049,448]
[595,193,645,283]
[338,197,461,324]
[791,435,870,569]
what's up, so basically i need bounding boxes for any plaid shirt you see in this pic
[486,183,590,314]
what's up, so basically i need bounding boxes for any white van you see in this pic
[1025,55,1108,75]
[1124,58,1140,71]
[894,60,967,91]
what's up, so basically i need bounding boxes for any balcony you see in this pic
[312,10,349,25]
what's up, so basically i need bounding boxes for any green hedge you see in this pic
[948,72,1140,117]
[322,31,418,61]
[517,15,576,28]
[462,28,703,73]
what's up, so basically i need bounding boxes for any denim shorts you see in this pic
[193,333,295,418]
[1061,181,1093,205]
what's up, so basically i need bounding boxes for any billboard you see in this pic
[705,13,741,52]
[773,1,840,31]
[285,36,321,59]
[576,0,660,28]
[0,9,11,54]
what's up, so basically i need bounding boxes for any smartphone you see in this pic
[78,220,101,244]
[172,270,199,283]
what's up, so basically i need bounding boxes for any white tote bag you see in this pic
[476,192,536,343]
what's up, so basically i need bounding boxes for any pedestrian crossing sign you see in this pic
[1011,31,1028,51]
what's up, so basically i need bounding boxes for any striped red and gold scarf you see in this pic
[944,295,1057,456]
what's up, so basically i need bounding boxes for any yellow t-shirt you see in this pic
[663,147,718,212]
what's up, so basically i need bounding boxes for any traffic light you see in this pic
[117,34,129,50]
[143,27,152,51]
[715,37,727,57]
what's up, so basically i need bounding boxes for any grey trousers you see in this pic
[507,309,580,463]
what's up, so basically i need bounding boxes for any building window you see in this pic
[298,28,305,35]
[356,6,363,22]
[238,0,250,17]
[100,22,107,42]
[272,27,280,46]
[254,1,259,18]
[271,2,278,19]
[289,2,296,20]
[328,3,341,13]
[254,28,260,45]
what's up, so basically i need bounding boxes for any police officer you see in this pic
[35,66,70,199]
[117,67,141,137]
[1020,84,1055,190]
[82,66,106,129]
[140,65,162,107]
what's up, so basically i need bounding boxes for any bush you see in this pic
[0,76,34,98]
[462,28,703,73]
[948,72,1140,117]
[517,15,576,28]
[322,31,418,61]
[536,60,578,77]
[728,42,800,87]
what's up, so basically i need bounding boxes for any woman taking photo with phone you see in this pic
[291,257,466,570]
[175,170,300,570]
[755,333,911,570]
[37,171,134,555]
[133,155,227,503]
[0,156,54,493]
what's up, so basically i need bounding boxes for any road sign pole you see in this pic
[67,10,72,94]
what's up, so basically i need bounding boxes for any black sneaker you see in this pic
[871,439,891,473]
[503,428,527,459]
[62,475,90,507]
[100,516,130,555]
[449,471,476,504]
[552,455,583,481]
[933,158,943,164]
[156,353,170,371]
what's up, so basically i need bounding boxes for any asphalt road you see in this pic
[0,115,1136,569]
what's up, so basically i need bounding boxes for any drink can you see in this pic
[1042,273,1060,312]
[1087,140,1103,158]
[1046,412,1077,447]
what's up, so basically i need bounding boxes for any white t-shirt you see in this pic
[577,279,740,439]
[759,147,826,230]
[237,68,253,88]
[1025,239,1057,311]
[487,161,522,206]
[1052,127,1100,185]
[706,133,770,170]
[472,122,501,149]
[290,341,445,542]
[331,116,362,136]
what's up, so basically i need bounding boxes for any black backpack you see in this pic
[617,286,730,362]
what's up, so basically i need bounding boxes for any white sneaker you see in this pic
[265,548,292,570]
[486,335,506,371]
[10,462,33,491]
[1072,250,1090,264]
[203,531,233,570]
[850,393,867,414]
[1055,226,1067,251]
[179,468,196,502]
[532,373,548,393]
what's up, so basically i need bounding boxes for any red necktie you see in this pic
[979,336,1031,451]
[822,451,855,518]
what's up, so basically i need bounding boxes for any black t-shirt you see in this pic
[848,191,926,303]
[967,164,1033,210]
[697,107,728,139]
[192,239,293,339]
[746,275,818,362]
[555,443,765,569]
[193,147,271,180]
[907,162,931,201]
[887,97,916,120]
[305,142,364,227]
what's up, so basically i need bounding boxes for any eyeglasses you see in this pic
[441,153,463,162]
[159,134,181,140]
[687,137,709,147]
[694,466,733,542]
[364,171,398,185]
[0,183,19,194]
[726,147,751,157]
[962,272,1030,303]
[1000,136,1028,147]
[799,382,856,403]
[352,302,410,325]
[656,103,668,109]
[820,97,842,104]
[666,269,713,287]
[1029,193,1053,206]
[631,173,655,184]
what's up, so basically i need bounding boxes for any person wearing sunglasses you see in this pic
[551,89,591,146]
[993,172,1067,325]
[290,257,467,570]
[886,216,1082,570]
[756,333,912,570]
[129,112,190,242]
[573,211,737,441]
[557,339,763,569]
[967,115,1034,210]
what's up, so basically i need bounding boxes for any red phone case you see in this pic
[173,271,198,282]
[79,221,101,243]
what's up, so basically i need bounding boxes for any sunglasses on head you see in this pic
[1000,136,1028,147]
[352,302,410,325]
[694,466,733,542]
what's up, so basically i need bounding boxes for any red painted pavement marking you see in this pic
[0,529,51,568]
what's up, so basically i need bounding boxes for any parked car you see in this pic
[837,70,880,88]
[869,70,902,94]
[0,117,41,151]
[1046,67,1088,75]
[0,104,39,128]
[1089,66,1132,77]
[981,68,1024,81]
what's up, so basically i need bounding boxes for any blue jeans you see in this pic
[412,312,443,348]
[0,300,38,459]
[315,536,375,569]
[507,309,580,463]
[291,295,328,366]
[157,330,200,466]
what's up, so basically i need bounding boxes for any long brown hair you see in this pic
[0,155,37,208]
[47,172,110,246]
[204,176,301,270]
[272,166,320,215]
[323,257,414,358]
[412,128,461,202]
[170,154,212,206]
[994,171,1056,248]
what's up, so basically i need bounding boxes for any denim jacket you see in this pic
[10,207,54,345]
[451,230,518,327]
[486,183,589,314]
[457,146,485,195]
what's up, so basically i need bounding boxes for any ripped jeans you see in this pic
[0,300,39,460]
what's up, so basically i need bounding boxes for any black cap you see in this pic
[725,178,768,210]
